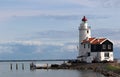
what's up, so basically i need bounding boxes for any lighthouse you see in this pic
[78,16,91,61]
[77,16,114,63]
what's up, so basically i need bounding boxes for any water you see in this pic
[0,61,105,77]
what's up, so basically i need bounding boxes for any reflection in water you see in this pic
[78,70,105,77]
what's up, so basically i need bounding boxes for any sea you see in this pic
[0,61,105,77]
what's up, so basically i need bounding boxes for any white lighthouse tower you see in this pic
[78,16,91,61]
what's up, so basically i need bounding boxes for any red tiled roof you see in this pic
[82,38,106,44]
[82,38,95,43]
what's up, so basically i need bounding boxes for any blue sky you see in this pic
[0,0,120,59]
[0,0,120,40]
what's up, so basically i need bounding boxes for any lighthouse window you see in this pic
[108,44,111,49]
[102,44,106,49]
[104,53,109,57]
[87,30,89,33]
[88,52,90,56]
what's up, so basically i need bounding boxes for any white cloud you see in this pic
[0,46,14,54]
[61,44,77,52]
[0,40,77,54]
[0,40,43,46]
[15,40,42,46]
[113,40,120,47]
[65,45,77,51]
[0,40,65,47]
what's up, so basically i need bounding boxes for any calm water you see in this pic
[0,61,105,77]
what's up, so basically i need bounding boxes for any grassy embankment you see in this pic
[104,63,120,74]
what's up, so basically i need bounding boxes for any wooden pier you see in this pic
[10,63,25,70]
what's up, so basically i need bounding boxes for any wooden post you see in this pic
[16,63,18,70]
[22,63,24,70]
[10,63,12,70]
[47,63,48,69]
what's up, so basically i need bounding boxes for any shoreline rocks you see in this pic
[30,62,120,77]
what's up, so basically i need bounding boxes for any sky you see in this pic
[0,0,120,40]
[0,0,120,60]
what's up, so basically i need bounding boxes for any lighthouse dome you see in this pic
[79,16,88,30]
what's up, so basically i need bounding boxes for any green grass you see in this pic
[105,64,120,71]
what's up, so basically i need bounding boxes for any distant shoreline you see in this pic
[0,59,75,62]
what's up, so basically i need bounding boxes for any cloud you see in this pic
[0,10,43,21]
[100,0,120,8]
[92,29,120,40]
[0,40,43,46]
[0,10,107,21]
[0,46,14,54]
[69,0,100,7]
[0,28,120,59]
[0,40,77,52]
[22,0,100,8]
[62,45,77,52]
[0,40,77,59]
[0,0,115,22]
[34,30,77,39]
[9,28,119,46]
[69,0,120,8]
[113,40,120,47]
[0,10,80,21]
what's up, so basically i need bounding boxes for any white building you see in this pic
[77,16,114,63]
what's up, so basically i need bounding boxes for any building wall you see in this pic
[91,44,101,52]
[90,40,114,62]
[89,52,101,62]
[79,43,91,61]
[101,40,113,51]
[100,52,114,61]
[91,40,113,52]
[89,52,113,62]
[80,41,114,62]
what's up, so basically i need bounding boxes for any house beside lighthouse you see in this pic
[77,16,114,63]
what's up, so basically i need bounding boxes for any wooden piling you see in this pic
[10,63,12,70]
[16,63,18,70]
[22,63,24,70]
[47,63,48,69]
